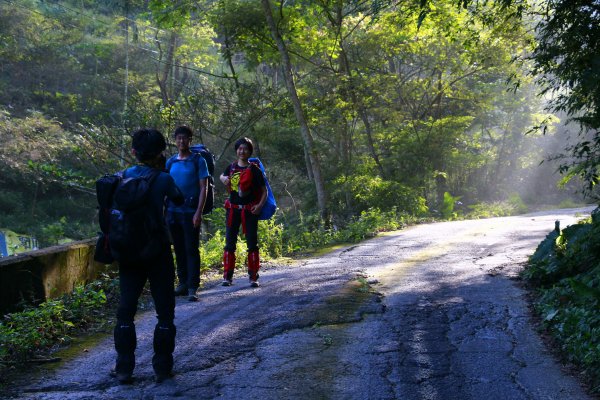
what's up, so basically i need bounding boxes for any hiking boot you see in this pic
[117,372,133,384]
[174,284,187,296]
[188,288,198,302]
[155,371,174,383]
[110,368,133,384]
[250,279,260,288]
[222,279,232,286]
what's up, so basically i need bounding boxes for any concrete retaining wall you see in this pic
[0,238,114,315]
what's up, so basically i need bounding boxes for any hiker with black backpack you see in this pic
[101,128,184,384]
[166,126,211,302]
[219,137,268,287]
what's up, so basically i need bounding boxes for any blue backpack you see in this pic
[249,157,277,220]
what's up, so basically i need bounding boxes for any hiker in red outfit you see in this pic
[219,137,267,287]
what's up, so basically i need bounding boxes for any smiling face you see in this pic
[236,143,252,163]
[175,133,191,153]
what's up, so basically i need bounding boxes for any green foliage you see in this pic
[281,208,421,253]
[0,110,98,245]
[334,208,406,242]
[507,193,528,214]
[466,200,524,219]
[525,221,595,285]
[0,273,117,370]
[198,229,226,273]
[441,192,461,219]
[532,0,600,195]
[41,217,67,246]
[332,174,428,216]
[0,191,22,214]
[281,211,336,254]
[558,199,582,209]
[460,193,528,220]
[258,218,284,259]
[0,0,582,254]
[522,211,600,391]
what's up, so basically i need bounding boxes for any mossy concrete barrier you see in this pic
[0,238,114,315]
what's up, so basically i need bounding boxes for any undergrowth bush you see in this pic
[199,229,226,272]
[508,193,528,214]
[467,199,527,219]
[281,208,421,253]
[0,273,118,373]
[522,209,600,392]
[331,174,428,216]
[441,192,461,219]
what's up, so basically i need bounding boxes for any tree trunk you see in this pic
[156,31,177,107]
[260,0,329,219]
[335,17,385,177]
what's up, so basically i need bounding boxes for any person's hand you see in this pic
[221,176,232,192]
[250,204,263,215]
[193,211,202,228]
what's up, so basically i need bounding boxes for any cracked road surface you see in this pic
[5,207,596,399]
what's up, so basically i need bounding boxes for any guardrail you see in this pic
[0,238,113,315]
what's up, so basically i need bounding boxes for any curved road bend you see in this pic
[5,207,596,400]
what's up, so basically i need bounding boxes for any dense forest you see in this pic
[0,0,596,248]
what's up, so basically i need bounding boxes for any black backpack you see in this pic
[94,170,163,264]
[167,144,215,214]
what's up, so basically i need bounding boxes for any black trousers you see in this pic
[224,208,259,252]
[114,245,176,375]
[167,211,201,291]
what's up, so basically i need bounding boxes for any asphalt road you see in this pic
[5,207,596,399]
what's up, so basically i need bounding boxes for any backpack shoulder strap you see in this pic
[168,153,201,175]
[192,152,201,176]
[165,155,177,172]
[147,168,161,185]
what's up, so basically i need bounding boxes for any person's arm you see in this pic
[193,178,207,227]
[250,185,267,215]
[192,155,210,227]
[220,164,232,191]
[250,164,267,215]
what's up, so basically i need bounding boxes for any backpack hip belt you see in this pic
[224,199,257,235]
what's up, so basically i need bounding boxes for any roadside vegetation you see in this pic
[0,273,118,384]
[522,208,600,393]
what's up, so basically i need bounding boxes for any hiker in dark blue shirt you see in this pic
[111,128,184,385]
[166,126,209,302]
